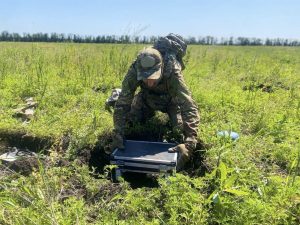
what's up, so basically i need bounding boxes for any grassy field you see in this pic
[0,42,299,224]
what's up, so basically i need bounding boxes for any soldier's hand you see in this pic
[168,144,191,171]
[111,133,125,151]
[168,144,189,155]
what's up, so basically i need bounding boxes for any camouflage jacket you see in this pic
[113,53,200,147]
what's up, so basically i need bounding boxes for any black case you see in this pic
[110,140,177,177]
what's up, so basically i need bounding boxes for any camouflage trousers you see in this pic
[129,92,192,170]
[128,91,183,133]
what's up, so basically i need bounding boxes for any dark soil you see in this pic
[7,157,40,176]
[0,140,8,154]
[243,83,274,93]
[242,82,290,93]
[92,84,111,93]
[0,165,13,177]
[58,176,88,202]
[122,172,160,188]
[0,130,53,153]
[0,131,51,176]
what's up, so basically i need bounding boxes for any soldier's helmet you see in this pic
[136,47,163,81]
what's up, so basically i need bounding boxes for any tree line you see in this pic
[0,31,299,46]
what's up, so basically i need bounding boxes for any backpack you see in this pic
[153,33,187,70]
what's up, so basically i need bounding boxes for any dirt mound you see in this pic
[58,176,88,202]
[7,157,40,176]
[0,144,42,176]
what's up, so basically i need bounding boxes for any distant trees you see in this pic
[0,31,299,46]
[185,36,300,46]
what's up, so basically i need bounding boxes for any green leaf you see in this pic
[3,200,16,207]
[219,162,227,185]
[224,174,238,189]
[207,168,217,178]
[224,188,249,196]
[22,186,33,197]
[37,188,45,200]
[111,194,123,202]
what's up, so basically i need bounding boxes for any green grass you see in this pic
[0,42,300,224]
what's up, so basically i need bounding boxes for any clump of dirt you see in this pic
[243,83,274,93]
[75,148,92,165]
[58,176,88,202]
[0,164,14,178]
[51,157,71,167]
[87,132,114,174]
[0,142,43,176]
[68,146,109,177]
[92,84,111,93]
[123,113,171,142]
[56,132,72,152]
[242,82,290,93]
[6,157,40,176]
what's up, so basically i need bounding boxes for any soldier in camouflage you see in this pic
[112,34,200,170]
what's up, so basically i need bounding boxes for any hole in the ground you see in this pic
[0,131,53,153]
[0,132,53,176]
[0,122,209,185]
[123,172,160,188]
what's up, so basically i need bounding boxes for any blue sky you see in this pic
[1,0,300,39]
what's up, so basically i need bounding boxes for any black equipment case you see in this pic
[110,140,178,179]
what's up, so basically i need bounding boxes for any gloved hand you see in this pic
[108,133,125,155]
[168,143,191,171]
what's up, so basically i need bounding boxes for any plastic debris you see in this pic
[212,193,220,204]
[13,97,38,122]
[0,147,37,162]
[217,130,239,141]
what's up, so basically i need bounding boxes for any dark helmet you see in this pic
[153,33,187,69]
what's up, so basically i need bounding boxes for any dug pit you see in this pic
[0,125,208,188]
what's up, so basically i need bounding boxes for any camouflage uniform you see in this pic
[113,52,200,151]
